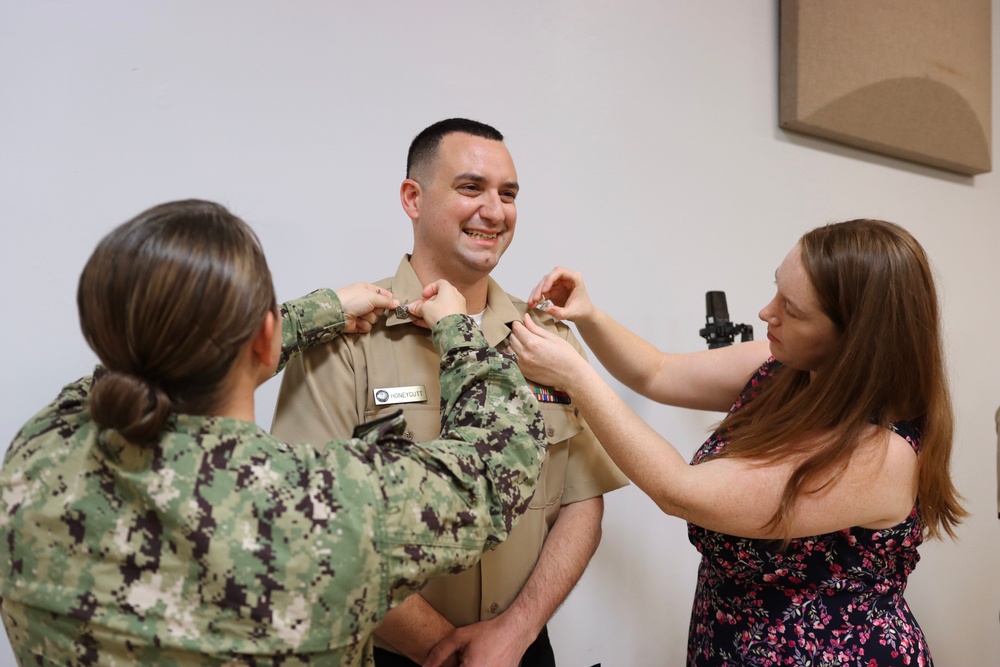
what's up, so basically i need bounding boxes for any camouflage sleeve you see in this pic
[431,314,547,538]
[3,375,93,465]
[349,314,546,604]
[276,289,347,372]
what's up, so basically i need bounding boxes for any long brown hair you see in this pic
[78,200,277,444]
[717,219,964,540]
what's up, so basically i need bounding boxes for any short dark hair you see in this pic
[406,118,504,179]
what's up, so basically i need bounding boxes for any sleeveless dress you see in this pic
[686,359,932,667]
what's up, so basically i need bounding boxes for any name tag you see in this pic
[373,385,428,406]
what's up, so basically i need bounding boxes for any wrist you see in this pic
[431,314,482,352]
[493,605,544,655]
[573,305,604,335]
[560,357,595,394]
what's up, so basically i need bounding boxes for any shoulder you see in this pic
[505,291,575,339]
[730,356,783,412]
[8,374,94,455]
[888,419,922,454]
[755,357,782,380]
[849,423,918,486]
[747,356,783,391]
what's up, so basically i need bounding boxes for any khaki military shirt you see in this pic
[273,258,627,636]
[0,289,546,666]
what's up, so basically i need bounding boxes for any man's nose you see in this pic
[479,191,504,223]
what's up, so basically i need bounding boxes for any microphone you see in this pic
[698,291,753,349]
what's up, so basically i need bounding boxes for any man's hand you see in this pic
[423,498,605,667]
[423,615,533,667]
[335,283,399,333]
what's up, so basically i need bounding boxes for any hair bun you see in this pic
[88,369,171,445]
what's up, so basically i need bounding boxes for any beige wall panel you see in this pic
[780,0,992,175]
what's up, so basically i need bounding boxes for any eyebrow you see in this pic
[773,269,804,313]
[454,173,519,192]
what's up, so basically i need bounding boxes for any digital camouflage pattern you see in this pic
[0,289,546,666]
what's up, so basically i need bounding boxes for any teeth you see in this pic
[466,231,498,240]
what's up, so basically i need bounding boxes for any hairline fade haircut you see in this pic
[405,118,505,182]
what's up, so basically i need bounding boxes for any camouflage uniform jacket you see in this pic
[0,289,546,666]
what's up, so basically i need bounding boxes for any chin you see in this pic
[462,254,501,274]
[770,349,797,369]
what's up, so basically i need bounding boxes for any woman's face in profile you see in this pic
[757,244,840,374]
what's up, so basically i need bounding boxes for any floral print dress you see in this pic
[686,359,932,666]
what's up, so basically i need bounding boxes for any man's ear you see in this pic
[400,178,422,221]
[250,310,279,369]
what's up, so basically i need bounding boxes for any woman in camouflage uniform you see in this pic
[0,199,546,666]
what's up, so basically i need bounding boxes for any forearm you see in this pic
[277,288,346,372]
[417,498,607,667]
[575,311,772,410]
[499,496,604,638]
[433,314,547,537]
[563,363,689,514]
[374,595,455,664]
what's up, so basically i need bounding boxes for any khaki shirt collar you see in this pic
[385,255,521,349]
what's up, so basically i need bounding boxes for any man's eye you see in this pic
[501,192,517,202]
[459,184,480,193]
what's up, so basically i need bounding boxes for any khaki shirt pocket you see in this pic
[529,402,583,513]
[364,404,441,442]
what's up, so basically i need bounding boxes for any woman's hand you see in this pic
[509,313,590,391]
[527,266,596,324]
[406,280,467,329]
[335,283,399,333]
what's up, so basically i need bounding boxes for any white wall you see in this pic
[1,2,998,665]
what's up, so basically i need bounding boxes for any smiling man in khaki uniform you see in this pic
[271,118,626,667]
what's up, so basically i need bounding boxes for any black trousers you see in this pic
[372,625,556,667]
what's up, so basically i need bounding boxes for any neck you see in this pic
[408,255,491,313]
[457,280,489,314]
[214,390,256,423]
[211,353,263,424]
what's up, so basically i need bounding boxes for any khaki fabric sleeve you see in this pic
[996,405,999,519]
[543,319,629,505]
[272,332,364,447]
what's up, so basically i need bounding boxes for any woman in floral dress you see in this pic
[509,219,965,666]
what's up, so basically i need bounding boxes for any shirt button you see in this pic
[489,602,499,614]
[404,431,413,439]
[546,426,555,437]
